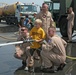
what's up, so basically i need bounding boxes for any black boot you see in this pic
[41,66,57,73]
[57,63,66,71]
[28,66,34,72]
[22,60,26,67]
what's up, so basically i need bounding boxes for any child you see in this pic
[27,19,46,71]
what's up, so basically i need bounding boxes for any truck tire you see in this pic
[0,19,1,23]
[59,17,68,37]
[59,17,74,37]
[6,17,10,24]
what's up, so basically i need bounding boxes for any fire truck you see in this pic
[0,2,38,25]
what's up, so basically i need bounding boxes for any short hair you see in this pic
[69,7,73,10]
[69,7,73,11]
[20,17,24,20]
[42,3,46,5]
[35,19,42,25]
[26,14,29,18]
[21,26,28,30]
[48,24,56,32]
[33,13,37,15]
[42,3,48,8]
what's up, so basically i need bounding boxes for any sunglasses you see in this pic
[21,29,26,31]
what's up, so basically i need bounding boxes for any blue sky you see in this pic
[0,0,45,6]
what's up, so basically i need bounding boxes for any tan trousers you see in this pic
[41,45,66,68]
[67,23,73,41]
[14,46,30,60]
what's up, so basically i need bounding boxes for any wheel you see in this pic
[6,17,10,25]
[59,17,68,37]
[0,19,1,23]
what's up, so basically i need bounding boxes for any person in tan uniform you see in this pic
[36,3,53,38]
[67,7,75,42]
[41,25,67,72]
[14,26,31,70]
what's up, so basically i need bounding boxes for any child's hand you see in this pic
[35,40,39,42]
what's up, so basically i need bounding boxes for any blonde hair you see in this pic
[35,19,42,25]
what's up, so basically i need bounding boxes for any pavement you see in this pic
[0,22,76,75]
[0,21,18,33]
[0,36,76,75]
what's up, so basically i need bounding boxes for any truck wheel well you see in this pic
[59,16,68,37]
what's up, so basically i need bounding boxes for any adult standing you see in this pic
[31,13,37,26]
[67,7,75,42]
[18,17,25,27]
[36,3,54,38]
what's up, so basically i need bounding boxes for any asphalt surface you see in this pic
[0,22,76,75]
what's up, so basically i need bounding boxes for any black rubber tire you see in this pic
[59,17,68,37]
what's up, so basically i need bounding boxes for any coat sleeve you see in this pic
[42,40,55,51]
[61,38,67,48]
